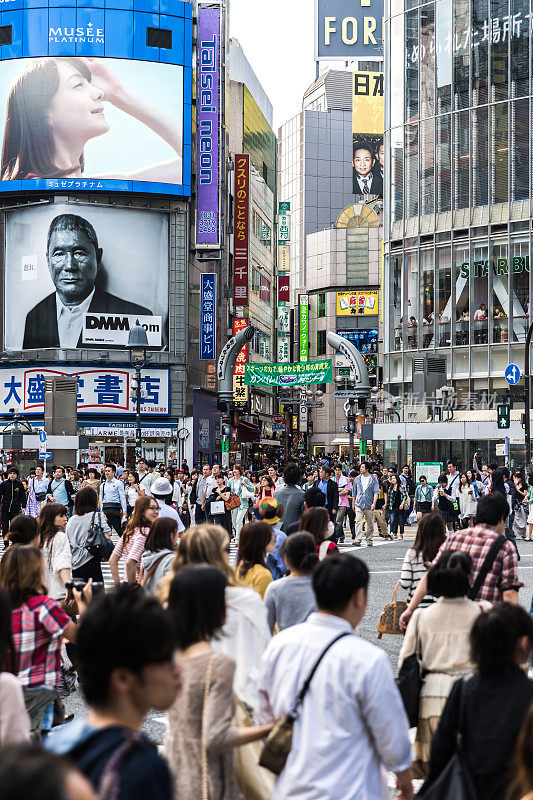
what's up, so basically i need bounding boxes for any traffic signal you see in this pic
[497,404,510,429]
[347,416,356,434]
[221,416,232,437]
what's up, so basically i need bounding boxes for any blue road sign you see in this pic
[504,363,521,385]
[39,431,47,444]
[39,452,52,460]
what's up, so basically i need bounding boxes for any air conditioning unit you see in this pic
[412,355,447,404]
[44,377,77,436]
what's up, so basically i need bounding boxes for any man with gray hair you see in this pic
[23,213,151,349]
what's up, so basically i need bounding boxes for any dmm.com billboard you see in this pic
[0,0,192,196]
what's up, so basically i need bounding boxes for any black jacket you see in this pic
[313,479,339,517]
[423,669,533,800]
[23,286,152,349]
[0,479,26,514]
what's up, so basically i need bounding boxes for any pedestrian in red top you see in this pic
[0,544,90,736]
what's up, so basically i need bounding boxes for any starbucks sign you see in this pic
[459,256,530,279]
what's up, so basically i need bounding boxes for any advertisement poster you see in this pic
[244,360,332,387]
[200,274,217,360]
[336,290,379,316]
[352,72,384,198]
[5,203,168,351]
[0,365,169,415]
[233,317,249,405]
[0,57,186,193]
[196,5,221,246]
[299,295,309,363]
[82,314,163,347]
[233,154,250,306]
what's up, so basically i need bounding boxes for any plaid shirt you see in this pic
[10,595,71,688]
[429,524,523,603]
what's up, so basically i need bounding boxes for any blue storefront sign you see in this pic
[0,0,192,197]
[200,273,217,360]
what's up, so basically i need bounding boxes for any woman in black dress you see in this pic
[206,472,232,536]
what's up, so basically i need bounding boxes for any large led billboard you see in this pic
[4,202,169,351]
[0,1,192,196]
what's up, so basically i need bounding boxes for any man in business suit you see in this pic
[314,465,339,535]
[23,214,152,349]
[353,141,383,197]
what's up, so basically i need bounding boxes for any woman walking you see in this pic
[109,495,159,585]
[399,511,446,607]
[38,504,72,601]
[263,532,318,633]
[414,475,434,521]
[387,473,408,539]
[458,472,478,528]
[164,564,273,800]
[206,473,232,536]
[139,517,178,595]
[235,521,275,598]
[66,487,111,583]
[299,507,339,559]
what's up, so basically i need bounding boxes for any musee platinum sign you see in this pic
[82,314,163,347]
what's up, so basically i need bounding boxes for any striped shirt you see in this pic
[400,548,436,606]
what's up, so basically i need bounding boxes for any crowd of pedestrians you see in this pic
[0,452,532,800]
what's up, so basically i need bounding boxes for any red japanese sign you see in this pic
[278,274,290,303]
[233,154,250,306]
[233,317,249,405]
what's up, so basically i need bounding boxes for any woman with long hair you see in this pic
[65,486,111,583]
[0,584,30,744]
[164,565,273,800]
[109,495,159,585]
[206,472,232,536]
[387,473,409,539]
[161,524,270,717]
[400,511,446,606]
[0,545,88,737]
[38,503,71,601]
[299,506,339,559]
[139,517,178,596]
[458,472,477,528]
[235,521,275,598]
[423,603,533,800]
[263,532,318,633]
[2,57,183,183]
[124,470,143,517]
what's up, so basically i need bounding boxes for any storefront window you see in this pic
[420,2,435,119]
[472,0,489,104]
[472,106,489,207]
[420,117,435,216]
[510,0,529,98]
[436,114,451,212]
[406,251,418,348]
[510,236,529,342]
[405,123,419,218]
[437,246,452,347]
[435,0,452,113]
[491,101,509,205]
[405,9,419,122]
[511,98,529,202]
[472,242,489,343]
[491,0,509,102]
[454,243,469,345]
[390,254,403,351]
[490,240,509,344]
[391,126,404,223]
[420,249,435,348]
[453,0,469,110]
[454,110,470,210]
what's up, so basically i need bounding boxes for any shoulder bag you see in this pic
[85,511,114,562]
[396,613,424,727]
[417,679,478,800]
[32,479,47,503]
[468,535,506,601]
[259,631,352,775]
[137,553,168,588]
[377,579,407,638]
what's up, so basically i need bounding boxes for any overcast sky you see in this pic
[229,0,316,132]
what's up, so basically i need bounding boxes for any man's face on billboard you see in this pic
[377,144,384,167]
[47,227,102,306]
[353,148,374,178]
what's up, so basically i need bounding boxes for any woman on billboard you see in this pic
[1,57,182,183]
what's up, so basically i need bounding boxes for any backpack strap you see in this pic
[468,535,506,601]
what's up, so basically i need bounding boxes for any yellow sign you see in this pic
[336,290,379,316]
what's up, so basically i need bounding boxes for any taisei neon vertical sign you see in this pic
[233,154,250,306]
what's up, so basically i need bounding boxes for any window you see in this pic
[472,0,488,105]
[317,330,326,356]
[251,210,271,248]
[259,275,271,304]
[146,27,172,48]
[436,114,451,212]
[251,330,271,359]
[405,10,419,122]
[435,0,452,113]
[472,107,489,207]
[491,102,509,204]
[0,26,12,46]
[419,3,435,119]
[317,292,326,318]
[251,264,261,294]
[347,229,370,285]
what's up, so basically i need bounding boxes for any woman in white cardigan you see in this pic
[399,550,487,779]
[38,503,72,600]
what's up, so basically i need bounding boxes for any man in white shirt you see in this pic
[259,554,413,800]
[150,477,185,532]
[138,459,156,497]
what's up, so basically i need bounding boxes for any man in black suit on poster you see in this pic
[23,214,151,349]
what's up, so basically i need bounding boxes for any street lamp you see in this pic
[127,324,149,465]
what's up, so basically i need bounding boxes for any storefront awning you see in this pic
[259,438,282,447]
[237,420,261,442]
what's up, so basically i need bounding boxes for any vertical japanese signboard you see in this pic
[196,6,221,247]
[278,201,291,244]
[200,273,217,360]
[233,317,249,405]
[299,295,309,363]
[277,274,290,363]
[233,154,250,306]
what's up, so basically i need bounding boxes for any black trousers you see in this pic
[73,558,104,583]
[195,504,206,524]
[1,507,22,536]
[105,513,122,536]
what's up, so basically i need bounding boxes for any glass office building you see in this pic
[380,0,533,465]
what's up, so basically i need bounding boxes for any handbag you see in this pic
[397,615,424,727]
[225,493,241,511]
[233,698,274,800]
[259,631,351,775]
[201,655,216,800]
[377,579,407,638]
[86,511,114,561]
[210,500,225,516]
[33,480,47,502]
[417,680,477,800]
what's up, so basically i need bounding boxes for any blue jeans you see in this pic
[390,510,405,537]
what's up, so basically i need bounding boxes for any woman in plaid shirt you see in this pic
[0,544,88,736]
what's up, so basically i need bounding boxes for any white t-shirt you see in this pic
[360,475,372,492]
[156,500,185,532]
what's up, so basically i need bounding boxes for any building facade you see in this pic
[378,0,533,468]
